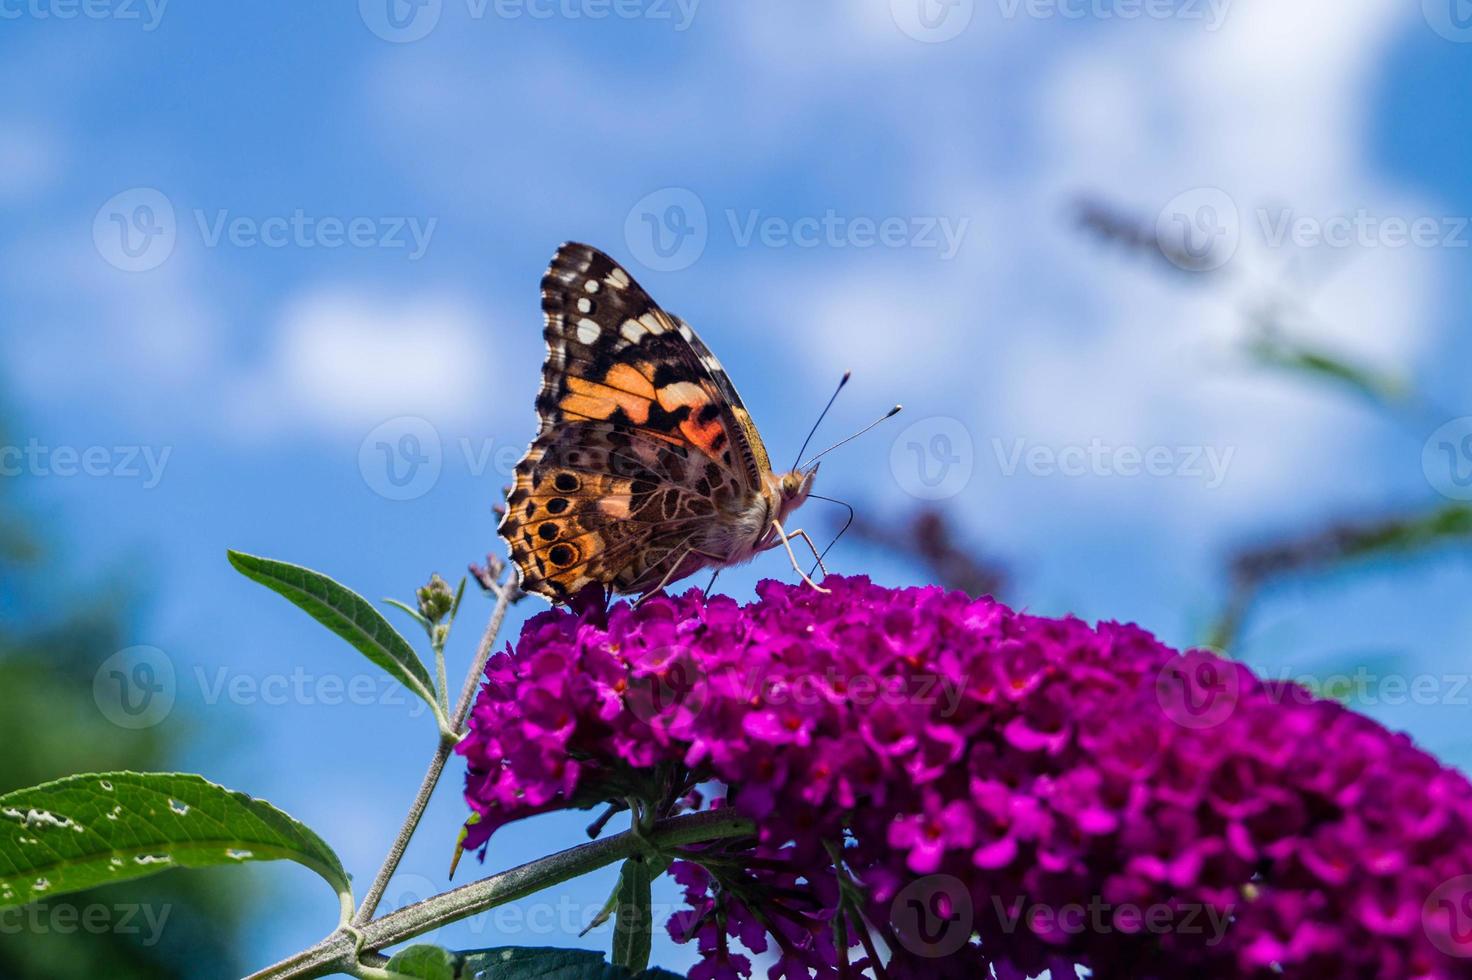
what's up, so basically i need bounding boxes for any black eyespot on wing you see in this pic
[549,544,575,566]
[547,497,569,514]
[538,523,559,541]
[555,473,580,493]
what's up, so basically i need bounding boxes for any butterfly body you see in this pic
[499,243,821,604]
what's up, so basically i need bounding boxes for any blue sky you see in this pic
[4,1,1472,975]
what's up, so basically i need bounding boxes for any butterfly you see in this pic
[499,242,832,605]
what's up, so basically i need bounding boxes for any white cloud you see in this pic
[2,226,224,405]
[354,2,1439,537]
[225,287,500,440]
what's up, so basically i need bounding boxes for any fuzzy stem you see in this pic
[351,575,520,927]
[244,810,754,980]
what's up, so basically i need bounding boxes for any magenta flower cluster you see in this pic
[458,576,1472,979]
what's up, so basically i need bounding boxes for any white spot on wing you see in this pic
[607,267,631,289]
[576,297,592,314]
[620,319,648,344]
[577,319,601,345]
[584,279,600,293]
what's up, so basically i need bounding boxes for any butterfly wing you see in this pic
[500,242,774,602]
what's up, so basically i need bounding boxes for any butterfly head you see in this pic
[776,464,818,515]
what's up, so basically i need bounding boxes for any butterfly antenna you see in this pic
[792,371,852,471]
[805,493,854,576]
[799,405,903,470]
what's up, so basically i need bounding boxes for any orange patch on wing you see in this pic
[563,375,652,423]
[606,362,656,399]
[657,381,727,457]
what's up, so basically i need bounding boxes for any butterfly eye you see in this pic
[555,473,580,493]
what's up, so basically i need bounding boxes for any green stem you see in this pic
[244,810,754,980]
[351,575,520,928]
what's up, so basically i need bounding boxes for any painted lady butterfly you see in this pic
[499,243,833,605]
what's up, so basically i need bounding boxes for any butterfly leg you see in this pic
[771,520,830,594]
[783,528,829,579]
[634,538,723,608]
[634,548,693,609]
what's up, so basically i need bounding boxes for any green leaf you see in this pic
[1246,334,1406,407]
[386,945,456,980]
[455,947,624,979]
[0,772,352,919]
[611,856,656,973]
[227,550,441,722]
[450,947,678,980]
[384,597,432,632]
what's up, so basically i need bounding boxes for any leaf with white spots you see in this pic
[0,772,351,916]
